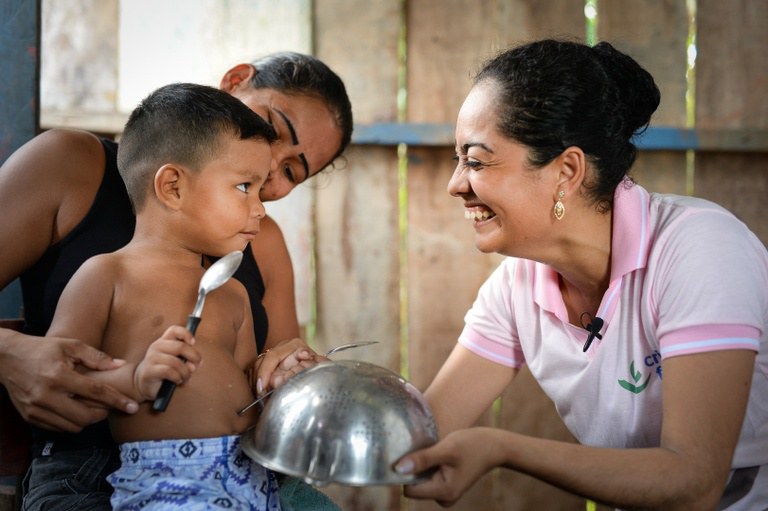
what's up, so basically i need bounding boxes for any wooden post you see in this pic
[406,1,587,509]
[314,1,403,508]
[694,0,768,245]
[0,0,39,321]
[600,0,690,196]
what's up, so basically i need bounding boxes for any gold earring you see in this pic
[553,190,565,220]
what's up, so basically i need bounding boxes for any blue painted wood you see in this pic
[0,0,39,164]
[351,123,768,151]
[353,122,456,146]
[0,0,39,318]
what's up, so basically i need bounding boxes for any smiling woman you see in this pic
[450,110,558,259]
[397,39,768,510]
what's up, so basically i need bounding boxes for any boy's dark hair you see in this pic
[118,82,277,210]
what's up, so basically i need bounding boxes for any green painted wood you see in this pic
[314,0,403,508]
[406,1,586,510]
[600,0,689,197]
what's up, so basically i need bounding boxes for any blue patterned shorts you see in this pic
[108,435,280,510]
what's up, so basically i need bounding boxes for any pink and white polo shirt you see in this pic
[458,181,767,472]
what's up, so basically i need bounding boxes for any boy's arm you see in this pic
[49,257,200,403]
[47,256,114,351]
[46,256,137,398]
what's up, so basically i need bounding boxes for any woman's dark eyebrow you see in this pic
[463,142,494,153]
[276,109,299,144]
[275,109,309,180]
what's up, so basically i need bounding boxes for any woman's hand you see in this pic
[396,427,506,508]
[0,330,139,432]
[253,338,327,394]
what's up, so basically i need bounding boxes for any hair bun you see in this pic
[592,42,660,137]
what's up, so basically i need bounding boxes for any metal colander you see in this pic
[240,360,438,486]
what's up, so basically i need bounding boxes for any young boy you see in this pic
[46,82,281,510]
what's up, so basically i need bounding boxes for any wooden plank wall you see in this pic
[20,1,768,510]
[314,1,403,508]
[601,0,689,197]
[695,0,768,242]
[405,3,587,510]
[313,1,767,510]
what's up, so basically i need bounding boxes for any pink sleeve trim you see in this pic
[660,324,760,358]
[457,327,523,368]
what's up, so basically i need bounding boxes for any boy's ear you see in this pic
[220,63,256,92]
[154,164,184,210]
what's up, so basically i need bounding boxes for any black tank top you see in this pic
[20,138,269,454]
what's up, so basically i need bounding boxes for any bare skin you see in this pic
[58,252,257,442]
[48,134,271,441]
[0,65,343,430]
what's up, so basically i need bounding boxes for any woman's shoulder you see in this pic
[34,128,105,168]
[250,215,291,264]
[645,193,768,323]
[648,192,765,256]
[257,214,284,237]
[3,128,105,184]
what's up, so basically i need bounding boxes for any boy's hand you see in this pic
[134,325,201,401]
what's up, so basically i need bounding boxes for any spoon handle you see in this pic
[152,314,200,412]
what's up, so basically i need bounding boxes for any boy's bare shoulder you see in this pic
[76,250,134,282]
[222,275,250,302]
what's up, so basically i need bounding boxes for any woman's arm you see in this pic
[0,129,137,431]
[425,344,518,436]
[234,283,259,370]
[401,349,754,510]
[0,129,103,289]
[250,215,322,391]
[250,215,301,347]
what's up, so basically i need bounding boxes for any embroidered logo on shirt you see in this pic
[618,360,652,394]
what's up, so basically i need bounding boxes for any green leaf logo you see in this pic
[618,360,651,394]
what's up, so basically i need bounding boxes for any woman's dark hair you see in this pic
[118,82,277,211]
[475,39,660,211]
[250,52,353,170]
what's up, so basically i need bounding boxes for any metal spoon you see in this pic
[152,250,244,412]
[236,341,379,415]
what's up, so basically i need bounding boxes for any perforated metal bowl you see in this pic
[240,360,438,486]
